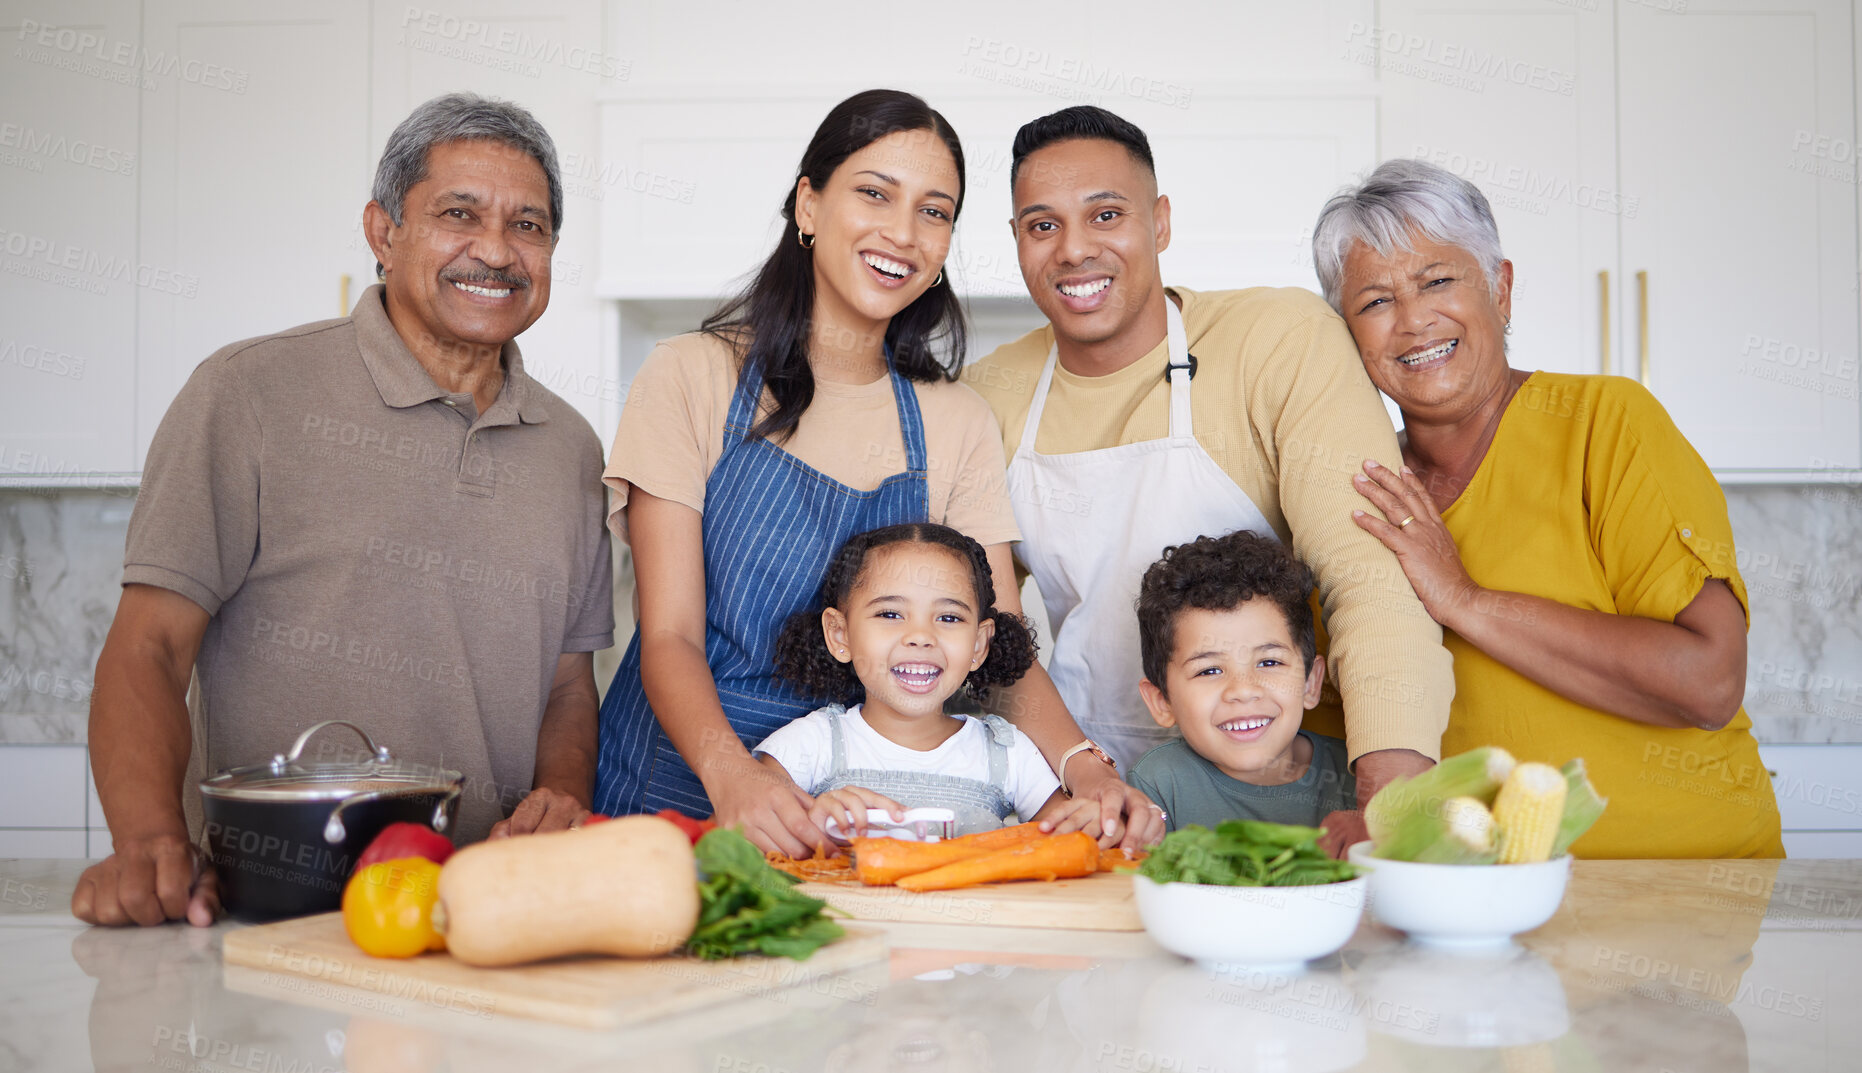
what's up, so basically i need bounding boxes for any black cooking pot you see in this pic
[199,720,462,922]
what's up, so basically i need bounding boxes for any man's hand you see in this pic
[488,786,589,839]
[1054,760,1168,849]
[1318,809,1369,859]
[71,833,220,927]
[1353,748,1434,810]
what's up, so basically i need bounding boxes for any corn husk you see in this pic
[1364,746,1516,844]
[1374,795,1499,864]
[1550,758,1608,858]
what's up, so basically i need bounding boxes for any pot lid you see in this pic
[199,720,461,801]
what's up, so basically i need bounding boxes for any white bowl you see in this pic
[1133,873,1367,972]
[1346,841,1570,950]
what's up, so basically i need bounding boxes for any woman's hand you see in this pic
[1053,761,1168,849]
[716,756,829,857]
[1351,458,1483,627]
[807,786,905,841]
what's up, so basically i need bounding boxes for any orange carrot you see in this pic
[1097,846,1147,872]
[894,832,1100,892]
[851,822,1049,886]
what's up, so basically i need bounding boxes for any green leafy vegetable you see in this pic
[1131,820,1360,887]
[686,828,845,961]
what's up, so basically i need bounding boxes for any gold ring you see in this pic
[1399,516,1415,528]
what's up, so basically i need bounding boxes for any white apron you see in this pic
[1005,299,1278,772]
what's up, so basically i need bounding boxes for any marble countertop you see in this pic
[2,856,1858,1072]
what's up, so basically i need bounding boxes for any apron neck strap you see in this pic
[1163,298,1194,439]
[1018,296,1196,452]
[729,346,924,472]
[886,356,928,473]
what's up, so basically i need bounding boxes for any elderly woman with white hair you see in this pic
[1312,159,1783,859]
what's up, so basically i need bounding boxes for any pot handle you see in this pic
[271,720,392,774]
[322,782,463,845]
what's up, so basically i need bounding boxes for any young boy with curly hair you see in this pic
[1129,530,1356,831]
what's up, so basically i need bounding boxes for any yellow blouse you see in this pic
[1437,372,1784,859]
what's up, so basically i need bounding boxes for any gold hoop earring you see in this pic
[798,232,815,249]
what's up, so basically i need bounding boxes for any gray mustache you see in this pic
[445,269,530,289]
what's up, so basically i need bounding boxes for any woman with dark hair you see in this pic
[591,90,1023,855]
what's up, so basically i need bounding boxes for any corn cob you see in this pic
[1550,758,1608,858]
[1365,746,1516,845]
[1374,795,1498,864]
[1493,762,1568,864]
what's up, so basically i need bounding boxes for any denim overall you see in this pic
[814,706,1017,836]
[592,358,930,817]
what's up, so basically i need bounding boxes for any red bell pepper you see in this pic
[654,808,717,844]
[355,822,455,870]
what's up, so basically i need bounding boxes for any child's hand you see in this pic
[809,787,906,840]
[1318,809,1368,860]
[1031,790,1104,841]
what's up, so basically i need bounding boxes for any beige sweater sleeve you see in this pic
[1252,305,1454,763]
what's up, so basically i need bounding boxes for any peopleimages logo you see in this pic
[0,124,136,176]
[958,37,1193,109]
[1344,22,1576,96]
[398,7,630,80]
[14,20,249,93]
[0,226,199,297]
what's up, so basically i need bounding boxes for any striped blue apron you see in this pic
[592,356,931,817]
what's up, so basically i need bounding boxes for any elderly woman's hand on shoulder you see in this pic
[1351,458,1483,631]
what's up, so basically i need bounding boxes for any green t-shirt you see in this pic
[1128,731,1356,832]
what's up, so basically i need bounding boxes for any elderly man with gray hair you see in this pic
[74,93,615,926]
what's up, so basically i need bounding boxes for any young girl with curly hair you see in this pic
[757,523,1100,837]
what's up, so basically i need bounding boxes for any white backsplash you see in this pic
[3,484,1859,744]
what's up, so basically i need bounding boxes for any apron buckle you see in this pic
[1164,353,1198,381]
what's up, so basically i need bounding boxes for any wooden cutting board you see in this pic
[222,912,887,1030]
[796,870,1142,931]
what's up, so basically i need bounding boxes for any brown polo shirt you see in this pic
[124,285,614,843]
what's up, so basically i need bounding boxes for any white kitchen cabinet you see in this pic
[1619,0,1858,476]
[1376,0,1861,479]
[134,1,374,465]
[0,0,143,482]
[1376,0,1619,382]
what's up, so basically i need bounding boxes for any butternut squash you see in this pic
[435,815,699,967]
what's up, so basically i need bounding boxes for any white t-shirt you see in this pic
[755,705,1060,821]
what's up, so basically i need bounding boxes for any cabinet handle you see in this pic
[1636,270,1650,388]
[1598,270,1611,375]
[340,273,352,317]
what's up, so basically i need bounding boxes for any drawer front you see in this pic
[1760,745,1862,831]
[0,745,85,829]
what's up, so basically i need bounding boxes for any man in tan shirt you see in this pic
[963,106,1452,848]
[73,94,614,926]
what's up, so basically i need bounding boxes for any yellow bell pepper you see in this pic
[342,857,446,958]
